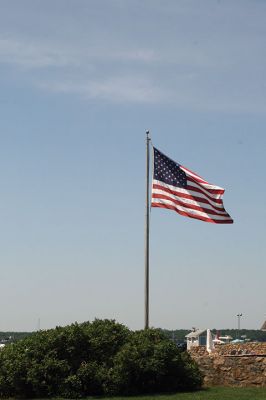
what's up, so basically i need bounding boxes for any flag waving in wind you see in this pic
[151,147,233,224]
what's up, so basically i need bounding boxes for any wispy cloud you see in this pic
[0,0,266,114]
[0,36,158,69]
[0,35,164,103]
[36,75,164,104]
[0,37,77,68]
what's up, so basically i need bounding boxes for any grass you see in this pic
[45,387,266,400]
[79,387,266,400]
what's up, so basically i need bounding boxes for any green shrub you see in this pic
[105,329,202,395]
[0,320,202,398]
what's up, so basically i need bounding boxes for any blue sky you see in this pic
[0,0,265,332]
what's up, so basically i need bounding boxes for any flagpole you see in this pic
[145,130,150,329]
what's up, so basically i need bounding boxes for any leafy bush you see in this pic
[106,329,202,395]
[0,320,202,398]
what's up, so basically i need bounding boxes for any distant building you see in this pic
[261,321,266,331]
[185,328,208,350]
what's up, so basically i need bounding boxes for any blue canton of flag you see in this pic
[154,148,187,188]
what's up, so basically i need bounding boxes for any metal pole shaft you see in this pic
[237,313,242,339]
[145,131,150,329]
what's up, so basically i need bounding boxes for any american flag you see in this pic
[151,147,233,224]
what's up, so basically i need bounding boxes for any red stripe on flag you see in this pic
[152,183,224,209]
[152,193,230,217]
[151,202,233,224]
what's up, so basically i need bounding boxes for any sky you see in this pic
[0,0,265,332]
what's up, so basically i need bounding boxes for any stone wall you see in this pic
[189,343,266,387]
[190,342,266,356]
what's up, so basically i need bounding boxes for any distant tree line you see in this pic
[0,320,202,398]
[212,329,266,342]
[3,328,265,345]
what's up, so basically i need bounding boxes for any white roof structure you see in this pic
[185,329,206,338]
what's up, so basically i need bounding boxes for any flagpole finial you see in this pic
[146,130,150,140]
